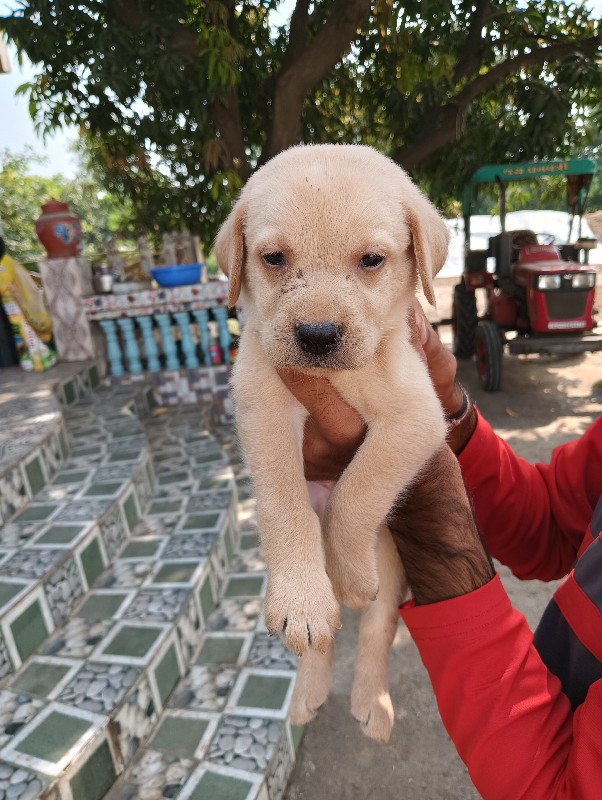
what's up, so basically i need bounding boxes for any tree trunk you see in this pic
[261,0,372,164]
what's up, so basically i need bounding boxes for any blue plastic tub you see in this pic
[150,263,202,287]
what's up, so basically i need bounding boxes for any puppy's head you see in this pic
[215,144,448,370]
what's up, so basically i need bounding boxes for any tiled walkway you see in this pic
[0,366,300,800]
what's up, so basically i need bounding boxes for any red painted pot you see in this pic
[35,199,82,259]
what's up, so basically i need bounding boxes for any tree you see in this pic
[0,148,134,266]
[0,149,61,265]
[2,1,600,247]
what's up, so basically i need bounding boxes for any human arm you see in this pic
[410,303,602,579]
[459,410,602,580]
[400,571,602,800]
[393,448,602,800]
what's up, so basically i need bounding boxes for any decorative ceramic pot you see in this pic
[35,199,82,259]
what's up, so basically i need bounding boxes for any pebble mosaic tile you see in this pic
[76,591,132,620]
[121,587,188,623]
[9,658,80,700]
[0,761,48,798]
[0,688,46,748]
[0,364,300,800]
[58,661,139,714]
[179,764,264,800]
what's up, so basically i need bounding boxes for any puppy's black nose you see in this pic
[295,322,342,355]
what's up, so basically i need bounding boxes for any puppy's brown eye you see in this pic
[262,252,286,267]
[359,253,384,270]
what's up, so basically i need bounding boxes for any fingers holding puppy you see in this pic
[278,369,366,482]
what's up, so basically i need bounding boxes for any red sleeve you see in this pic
[458,412,602,580]
[401,576,602,800]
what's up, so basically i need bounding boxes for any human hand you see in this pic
[411,302,477,454]
[276,368,365,481]
[411,301,462,415]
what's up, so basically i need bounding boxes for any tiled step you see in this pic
[104,427,302,800]
[0,386,258,799]
[0,372,302,800]
[0,362,102,526]
[0,381,160,798]
[0,384,155,678]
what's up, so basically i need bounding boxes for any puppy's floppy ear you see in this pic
[405,200,449,307]
[214,200,246,308]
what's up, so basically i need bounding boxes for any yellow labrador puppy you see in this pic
[215,144,448,742]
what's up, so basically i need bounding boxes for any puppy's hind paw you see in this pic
[289,693,326,726]
[351,689,394,743]
[289,647,333,725]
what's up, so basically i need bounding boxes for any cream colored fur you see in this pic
[215,144,449,742]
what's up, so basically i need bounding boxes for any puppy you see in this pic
[215,144,448,742]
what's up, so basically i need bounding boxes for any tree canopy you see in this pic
[2,1,600,247]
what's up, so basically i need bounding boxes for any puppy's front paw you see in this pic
[264,572,340,655]
[325,546,379,609]
[351,685,394,743]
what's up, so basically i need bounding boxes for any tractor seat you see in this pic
[510,230,538,261]
[518,243,562,263]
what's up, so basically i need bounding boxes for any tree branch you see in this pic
[279,0,311,73]
[261,0,372,162]
[395,36,600,172]
[453,0,491,83]
[213,91,252,180]
[210,1,252,179]
[455,37,600,108]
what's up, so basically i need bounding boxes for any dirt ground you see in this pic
[284,276,602,800]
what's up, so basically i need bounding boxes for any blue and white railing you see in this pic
[84,283,234,376]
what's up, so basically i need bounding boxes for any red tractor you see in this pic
[451,159,601,391]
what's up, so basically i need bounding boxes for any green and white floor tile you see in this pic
[0,364,301,800]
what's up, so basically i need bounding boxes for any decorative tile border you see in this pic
[83,281,229,320]
[106,365,233,422]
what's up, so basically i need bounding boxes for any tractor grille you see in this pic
[544,290,589,320]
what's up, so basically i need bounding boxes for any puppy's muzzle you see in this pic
[295,322,342,356]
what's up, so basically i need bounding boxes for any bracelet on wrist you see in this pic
[446,384,473,429]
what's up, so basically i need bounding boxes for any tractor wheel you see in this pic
[475,321,503,392]
[452,282,478,358]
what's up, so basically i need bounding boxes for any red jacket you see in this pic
[400,412,602,799]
